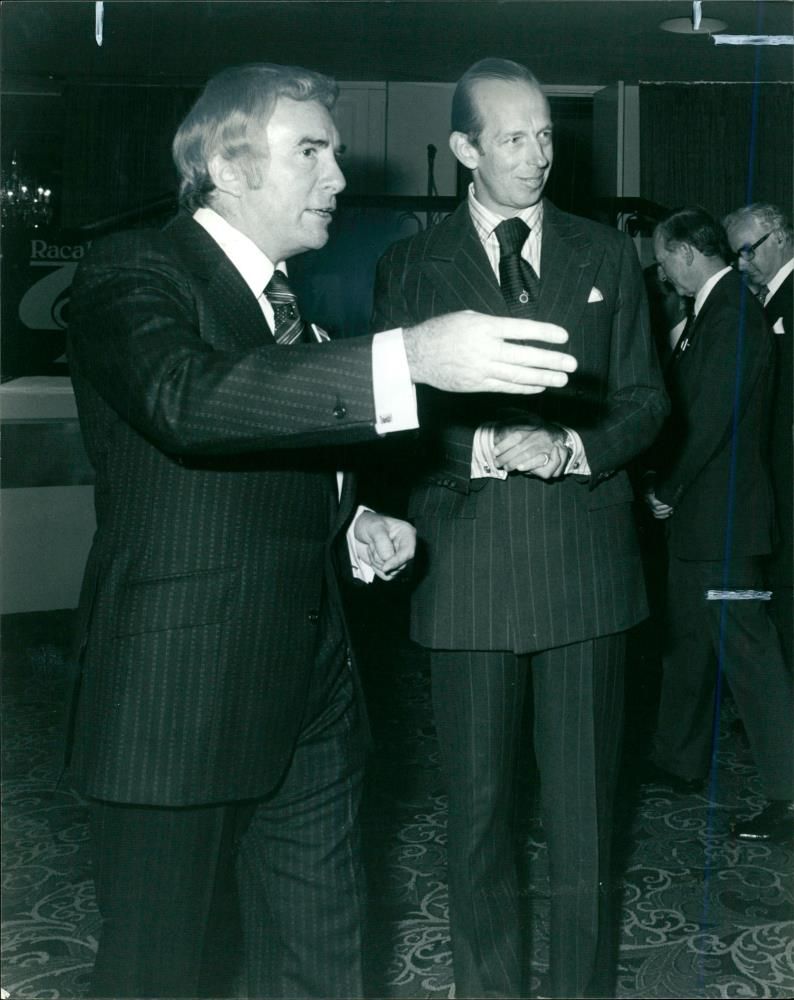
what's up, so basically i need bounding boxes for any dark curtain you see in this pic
[640,83,793,220]
[61,84,198,230]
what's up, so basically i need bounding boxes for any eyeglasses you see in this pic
[735,230,774,262]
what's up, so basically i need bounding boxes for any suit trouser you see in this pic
[430,633,625,1000]
[767,583,793,674]
[88,606,367,999]
[653,555,794,799]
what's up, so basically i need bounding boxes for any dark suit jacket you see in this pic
[764,269,792,585]
[653,270,775,561]
[372,200,668,653]
[67,213,383,806]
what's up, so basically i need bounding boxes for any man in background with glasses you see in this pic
[644,206,793,847]
[723,204,793,690]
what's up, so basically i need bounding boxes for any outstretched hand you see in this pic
[403,311,577,395]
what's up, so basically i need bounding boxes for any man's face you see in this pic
[725,216,783,287]
[653,235,694,298]
[237,96,345,262]
[466,78,553,216]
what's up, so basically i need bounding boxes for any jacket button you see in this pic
[307,610,319,624]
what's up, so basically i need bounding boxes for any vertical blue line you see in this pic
[698,4,765,992]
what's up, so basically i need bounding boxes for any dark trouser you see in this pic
[430,633,626,1000]
[767,584,793,675]
[653,555,794,799]
[88,609,367,999]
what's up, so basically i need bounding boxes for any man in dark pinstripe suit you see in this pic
[372,59,669,998]
[66,63,578,998]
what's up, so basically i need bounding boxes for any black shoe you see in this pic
[731,800,794,843]
[639,760,704,795]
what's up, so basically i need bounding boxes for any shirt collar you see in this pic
[694,265,732,317]
[467,182,543,245]
[766,256,794,302]
[193,206,285,297]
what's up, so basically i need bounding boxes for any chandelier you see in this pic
[1,152,53,230]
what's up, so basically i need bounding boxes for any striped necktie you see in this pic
[265,270,307,345]
[495,216,540,317]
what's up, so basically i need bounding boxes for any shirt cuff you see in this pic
[472,423,509,479]
[372,329,419,435]
[561,426,591,476]
[346,505,376,584]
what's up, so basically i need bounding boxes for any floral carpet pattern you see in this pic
[2,610,793,999]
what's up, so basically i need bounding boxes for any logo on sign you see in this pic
[19,239,91,331]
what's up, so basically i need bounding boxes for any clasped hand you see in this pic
[493,419,571,479]
[353,511,416,581]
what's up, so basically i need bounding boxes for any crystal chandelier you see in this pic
[1,152,53,230]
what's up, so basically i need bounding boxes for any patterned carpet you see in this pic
[2,605,793,999]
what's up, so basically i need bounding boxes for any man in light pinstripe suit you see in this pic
[66,63,577,999]
[373,59,669,998]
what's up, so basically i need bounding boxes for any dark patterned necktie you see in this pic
[495,217,540,317]
[667,303,695,371]
[265,270,307,345]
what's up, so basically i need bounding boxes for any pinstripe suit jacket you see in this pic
[372,200,668,653]
[67,213,382,806]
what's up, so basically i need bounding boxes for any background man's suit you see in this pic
[651,270,793,799]
[763,269,793,664]
[372,199,667,997]
[67,212,386,997]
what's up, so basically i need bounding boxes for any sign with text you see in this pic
[1,230,91,380]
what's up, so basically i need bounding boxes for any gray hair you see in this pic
[722,202,793,245]
[654,206,730,261]
[173,63,338,211]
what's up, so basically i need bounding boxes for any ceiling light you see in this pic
[660,17,727,35]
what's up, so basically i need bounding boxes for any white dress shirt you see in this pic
[765,256,794,305]
[693,265,733,318]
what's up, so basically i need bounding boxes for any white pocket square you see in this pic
[587,287,604,303]
[773,317,785,334]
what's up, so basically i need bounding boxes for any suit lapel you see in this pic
[166,213,276,350]
[668,272,732,383]
[536,201,600,335]
[422,204,509,316]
